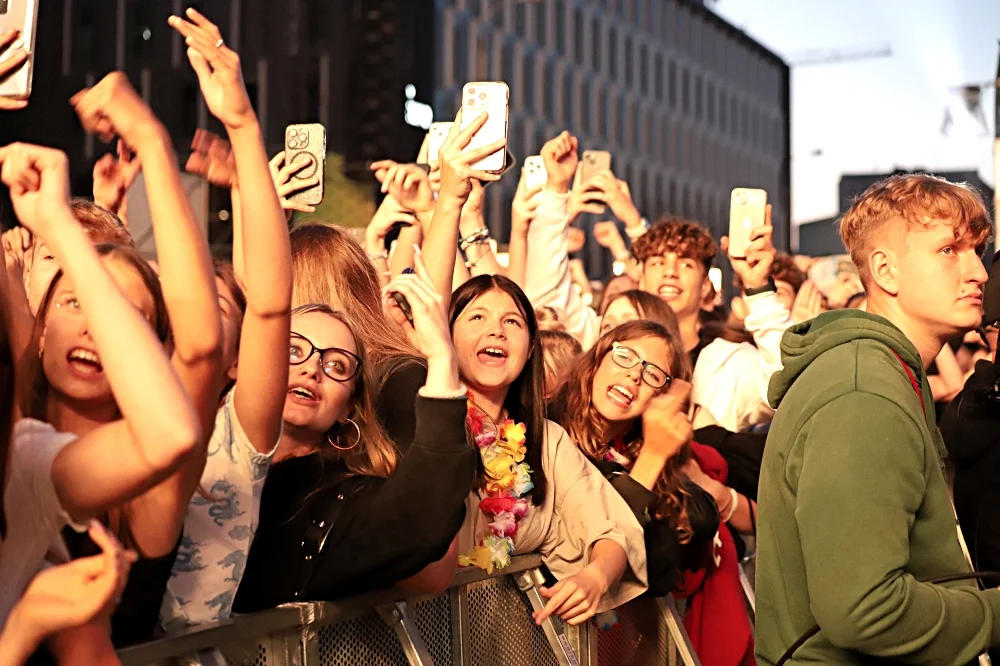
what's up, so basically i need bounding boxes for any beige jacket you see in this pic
[458,420,648,612]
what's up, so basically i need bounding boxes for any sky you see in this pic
[712,0,1000,228]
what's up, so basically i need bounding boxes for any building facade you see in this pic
[428,0,791,278]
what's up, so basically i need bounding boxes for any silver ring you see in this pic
[214,39,224,48]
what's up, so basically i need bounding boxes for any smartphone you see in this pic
[284,123,327,206]
[459,82,509,173]
[579,150,612,184]
[0,0,41,100]
[808,255,858,300]
[392,291,414,326]
[427,122,453,166]
[728,188,768,258]
[522,155,547,190]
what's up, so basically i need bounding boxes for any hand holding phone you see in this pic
[427,122,453,166]
[522,156,547,190]
[384,251,457,368]
[0,2,40,107]
[283,124,326,206]
[727,188,767,259]
[459,82,509,173]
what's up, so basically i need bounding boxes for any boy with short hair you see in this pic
[756,174,999,665]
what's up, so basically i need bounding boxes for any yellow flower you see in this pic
[458,546,495,574]
[502,420,526,446]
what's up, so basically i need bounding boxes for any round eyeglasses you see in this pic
[610,342,671,389]
[289,333,361,382]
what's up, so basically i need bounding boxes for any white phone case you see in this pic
[523,156,547,190]
[728,188,768,258]
[427,122,453,165]
[0,0,40,100]
[459,82,509,173]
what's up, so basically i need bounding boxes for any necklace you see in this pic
[458,394,534,574]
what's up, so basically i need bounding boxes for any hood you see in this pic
[768,309,924,410]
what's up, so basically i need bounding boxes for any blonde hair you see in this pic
[289,223,417,376]
[839,174,992,283]
[539,330,582,394]
[535,306,566,333]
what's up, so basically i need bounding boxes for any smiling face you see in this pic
[640,252,709,322]
[282,310,359,436]
[452,289,532,399]
[40,257,157,404]
[590,335,673,425]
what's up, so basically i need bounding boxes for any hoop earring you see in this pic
[328,418,361,451]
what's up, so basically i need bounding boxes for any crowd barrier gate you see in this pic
[119,555,702,666]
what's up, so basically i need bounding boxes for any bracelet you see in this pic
[368,249,389,262]
[743,278,777,297]
[723,487,739,523]
[625,218,650,239]
[459,227,490,252]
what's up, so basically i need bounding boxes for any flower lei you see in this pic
[457,394,534,574]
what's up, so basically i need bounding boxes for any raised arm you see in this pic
[506,176,543,288]
[71,71,224,556]
[170,8,291,453]
[0,143,200,520]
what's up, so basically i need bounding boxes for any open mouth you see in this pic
[658,285,682,299]
[477,346,509,366]
[287,385,319,404]
[66,348,103,377]
[606,384,635,409]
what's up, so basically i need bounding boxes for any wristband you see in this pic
[625,218,651,239]
[743,278,776,297]
[459,227,490,252]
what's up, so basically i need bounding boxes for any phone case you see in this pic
[580,150,612,184]
[728,188,768,258]
[459,82,509,173]
[427,122,452,165]
[284,123,327,206]
[0,0,40,100]
[523,156,547,190]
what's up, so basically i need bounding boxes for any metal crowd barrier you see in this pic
[119,555,702,666]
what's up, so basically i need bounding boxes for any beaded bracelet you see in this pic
[459,227,490,252]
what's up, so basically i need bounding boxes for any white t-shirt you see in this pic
[161,391,276,628]
[0,419,88,628]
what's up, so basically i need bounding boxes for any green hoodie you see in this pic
[755,310,1000,666]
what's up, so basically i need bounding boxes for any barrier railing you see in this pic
[119,555,701,666]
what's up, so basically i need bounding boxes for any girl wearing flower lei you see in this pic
[448,275,648,628]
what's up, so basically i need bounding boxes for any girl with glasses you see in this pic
[233,256,477,611]
[548,321,720,597]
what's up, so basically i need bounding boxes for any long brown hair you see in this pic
[549,320,695,542]
[289,223,415,372]
[449,275,548,505]
[291,304,399,480]
[21,244,170,422]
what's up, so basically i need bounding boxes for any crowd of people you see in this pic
[0,8,998,666]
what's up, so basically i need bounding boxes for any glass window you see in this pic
[609,28,618,79]
[535,2,547,48]
[639,43,648,95]
[523,49,535,114]
[682,68,690,115]
[555,0,566,56]
[583,78,594,135]
[591,17,602,71]
[454,20,470,84]
[718,88,726,132]
[695,75,703,120]
[475,28,490,80]
[502,39,516,83]
[668,60,677,108]
[544,59,557,123]
[707,82,716,126]
[626,36,635,89]
[653,52,663,101]
[574,8,586,64]
[515,2,528,39]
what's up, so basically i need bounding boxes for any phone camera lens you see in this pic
[468,88,476,94]
[288,139,299,149]
[479,93,487,100]
[467,99,474,106]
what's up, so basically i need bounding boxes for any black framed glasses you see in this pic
[289,333,361,382]
[610,343,671,389]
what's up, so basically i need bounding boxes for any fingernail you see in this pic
[413,244,422,255]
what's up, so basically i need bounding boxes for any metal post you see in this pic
[515,568,581,666]
[450,586,471,666]
[377,601,435,666]
[658,596,702,666]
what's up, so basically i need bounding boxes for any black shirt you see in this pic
[375,359,429,454]
[233,395,476,612]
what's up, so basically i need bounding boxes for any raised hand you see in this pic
[722,204,775,291]
[2,226,32,273]
[383,249,456,369]
[70,72,162,148]
[185,129,237,188]
[370,160,435,214]
[0,29,28,111]
[511,175,543,238]
[593,221,625,251]
[540,131,579,194]
[0,143,72,237]
[436,112,506,206]
[268,151,320,217]
[168,8,254,130]
[366,195,418,257]
[789,280,824,323]
[641,380,694,460]
[567,181,607,224]
[590,171,641,228]
[534,565,607,626]
[93,140,142,219]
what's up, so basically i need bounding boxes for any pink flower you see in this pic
[489,511,518,538]
[479,495,530,518]
[475,431,497,448]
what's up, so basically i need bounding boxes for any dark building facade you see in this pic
[1,0,789,272]
[428,0,791,279]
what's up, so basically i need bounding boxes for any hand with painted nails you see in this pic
[269,151,321,219]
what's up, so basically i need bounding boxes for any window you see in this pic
[523,49,536,114]
[668,60,677,108]
[718,89,727,132]
[574,9,586,64]
[695,75,703,120]
[555,1,567,55]
[682,68,690,115]
[502,39,516,83]
[653,52,663,100]
[535,2,547,48]
[544,59,557,122]
[515,2,528,39]
[454,20,470,84]
[609,28,618,79]
[638,43,648,95]
[591,17,602,71]
[626,37,635,89]
[707,82,716,126]
[475,29,490,80]
[583,78,594,135]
